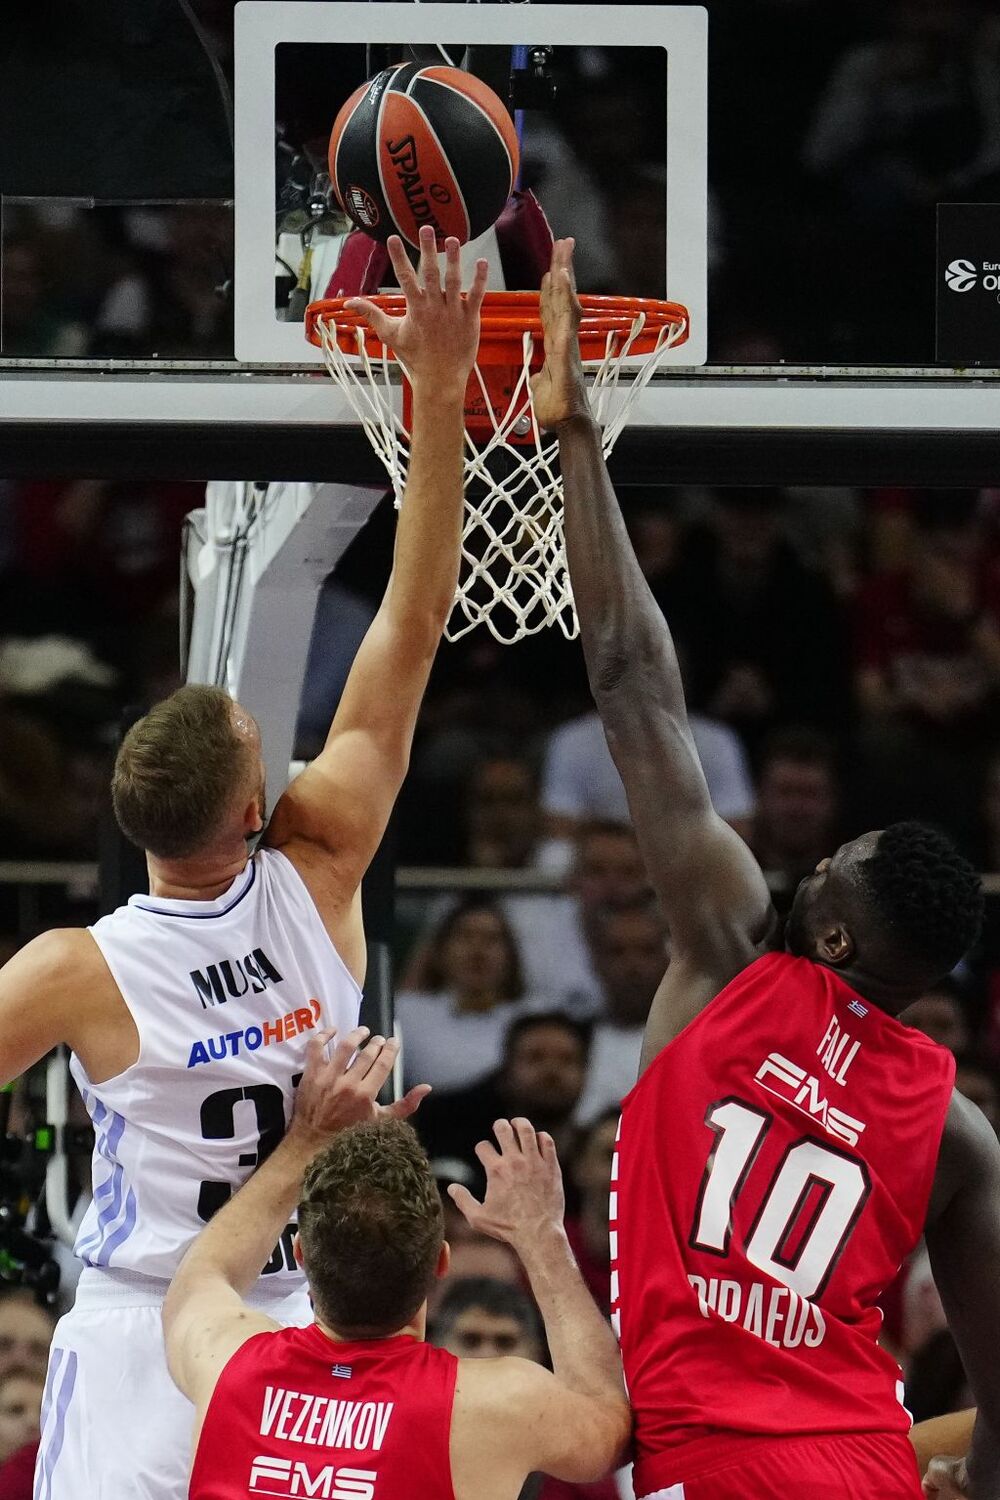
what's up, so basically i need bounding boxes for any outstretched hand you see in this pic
[448,1117,566,1252]
[289,1026,430,1153]
[530,237,590,431]
[346,225,488,397]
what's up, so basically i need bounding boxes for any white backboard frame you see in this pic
[233,1,708,364]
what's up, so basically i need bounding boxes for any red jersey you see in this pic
[612,951,955,1497]
[190,1325,458,1500]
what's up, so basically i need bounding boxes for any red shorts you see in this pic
[637,1431,922,1500]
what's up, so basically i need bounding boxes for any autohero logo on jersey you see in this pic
[187,997,321,1069]
[755,1053,866,1147]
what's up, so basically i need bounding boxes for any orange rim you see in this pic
[306,291,689,365]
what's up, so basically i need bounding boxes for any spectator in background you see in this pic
[564,1109,619,1314]
[504,821,652,1016]
[855,490,1000,840]
[901,979,972,1056]
[431,1278,545,1364]
[416,1014,589,1186]
[0,638,116,857]
[750,727,842,886]
[0,1368,42,1469]
[465,752,544,871]
[0,1292,54,1382]
[673,488,847,754]
[430,1278,620,1500]
[575,901,669,1124]
[398,898,539,1091]
[540,702,754,865]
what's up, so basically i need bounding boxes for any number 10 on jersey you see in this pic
[690,1098,871,1299]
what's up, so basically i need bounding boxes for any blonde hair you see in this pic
[112,685,254,858]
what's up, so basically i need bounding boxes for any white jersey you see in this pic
[71,846,362,1285]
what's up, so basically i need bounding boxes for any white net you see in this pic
[315,307,688,643]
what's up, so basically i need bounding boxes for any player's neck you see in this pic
[317,1309,427,1345]
[816,959,913,1018]
[146,844,251,902]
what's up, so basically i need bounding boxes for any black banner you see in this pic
[936,203,1000,365]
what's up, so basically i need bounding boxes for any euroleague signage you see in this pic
[937,203,1000,362]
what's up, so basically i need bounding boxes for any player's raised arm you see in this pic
[266,225,488,901]
[449,1118,631,1485]
[923,1093,1000,1500]
[532,242,774,1057]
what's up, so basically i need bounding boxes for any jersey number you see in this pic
[690,1098,871,1299]
[197,1079,301,1274]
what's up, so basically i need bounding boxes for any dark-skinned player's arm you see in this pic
[531,241,775,1068]
[448,1119,631,1488]
[163,1028,427,1442]
[266,226,488,903]
[922,1091,1000,1500]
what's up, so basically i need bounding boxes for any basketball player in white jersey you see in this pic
[0,224,488,1500]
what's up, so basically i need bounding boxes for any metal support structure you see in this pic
[184,480,383,805]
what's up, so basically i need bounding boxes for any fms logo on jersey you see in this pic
[249,1456,376,1498]
[945,258,978,292]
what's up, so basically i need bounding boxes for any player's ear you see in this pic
[292,1231,304,1270]
[819,923,854,966]
[437,1242,451,1280]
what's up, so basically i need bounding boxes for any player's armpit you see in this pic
[163,1280,278,1411]
[454,1357,630,1488]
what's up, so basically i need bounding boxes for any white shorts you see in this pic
[33,1266,312,1500]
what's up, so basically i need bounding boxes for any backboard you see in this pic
[1,0,999,484]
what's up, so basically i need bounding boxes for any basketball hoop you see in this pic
[305,291,689,643]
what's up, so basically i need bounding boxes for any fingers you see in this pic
[329,1025,370,1075]
[447,1182,482,1223]
[492,1118,517,1155]
[386,234,421,299]
[537,1130,558,1165]
[353,1034,395,1084]
[474,1139,502,1172]
[417,223,440,290]
[443,236,462,297]
[465,257,489,316]
[509,1117,538,1155]
[382,1083,432,1121]
[343,297,398,346]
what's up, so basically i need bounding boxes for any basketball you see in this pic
[329,63,520,248]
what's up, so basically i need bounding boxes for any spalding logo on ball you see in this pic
[329,63,520,247]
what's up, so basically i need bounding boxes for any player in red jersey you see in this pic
[531,238,1000,1500]
[162,1025,630,1500]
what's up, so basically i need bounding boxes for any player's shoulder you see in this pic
[455,1354,548,1417]
[1,925,103,987]
[928,1087,1000,1224]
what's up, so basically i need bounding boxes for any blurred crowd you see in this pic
[2,472,1000,1486]
[3,0,1000,1491]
